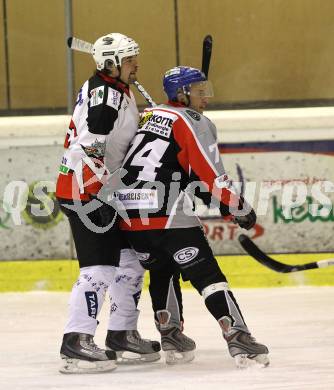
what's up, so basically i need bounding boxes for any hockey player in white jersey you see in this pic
[56,33,160,373]
[116,66,270,368]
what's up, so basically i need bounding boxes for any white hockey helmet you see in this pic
[92,33,139,70]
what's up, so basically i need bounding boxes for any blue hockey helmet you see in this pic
[163,66,212,101]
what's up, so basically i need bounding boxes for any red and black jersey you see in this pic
[56,71,139,201]
[117,102,239,230]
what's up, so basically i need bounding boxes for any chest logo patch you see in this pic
[90,86,104,107]
[107,88,122,110]
[186,109,201,121]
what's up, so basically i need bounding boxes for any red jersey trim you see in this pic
[56,172,90,201]
[96,71,130,97]
[158,105,239,208]
[119,217,169,231]
[167,100,187,108]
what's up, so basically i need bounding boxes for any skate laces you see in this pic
[82,335,105,352]
[242,332,257,344]
[127,330,148,346]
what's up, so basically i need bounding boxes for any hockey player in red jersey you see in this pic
[115,66,269,368]
[55,33,160,373]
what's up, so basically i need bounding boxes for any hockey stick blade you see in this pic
[67,36,93,53]
[201,35,212,78]
[238,234,334,273]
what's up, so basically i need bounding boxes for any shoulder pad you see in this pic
[171,106,210,136]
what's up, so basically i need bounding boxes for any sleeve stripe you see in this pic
[171,110,235,207]
[172,118,217,187]
[157,107,220,176]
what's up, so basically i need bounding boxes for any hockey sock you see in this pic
[201,283,249,333]
[108,248,145,330]
[64,265,115,335]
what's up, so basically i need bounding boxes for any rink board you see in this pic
[0,143,333,260]
[0,109,333,260]
[1,253,334,292]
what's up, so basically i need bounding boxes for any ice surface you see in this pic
[0,287,333,390]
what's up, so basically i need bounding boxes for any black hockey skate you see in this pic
[157,310,196,365]
[105,330,161,364]
[220,317,269,369]
[59,332,117,374]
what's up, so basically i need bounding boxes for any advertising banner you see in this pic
[0,112,333,259]
[201,140,334,254]
[0,145,71,260]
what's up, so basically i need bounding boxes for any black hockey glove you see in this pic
[232,195,257,230]
[97,202,117,227]
[234,208,257,230]
[89,194,117,227]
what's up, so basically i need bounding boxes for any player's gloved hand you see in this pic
[234,208,256,230]
[89,194,117,227]
[98,202,116,227]
[232,195,257,230]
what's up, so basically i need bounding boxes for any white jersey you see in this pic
[56,71,139,201]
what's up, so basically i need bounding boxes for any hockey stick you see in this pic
[201,35,213,78]
[238,234,334,273]
[135,34,213,105]
[233,133,334,273]
[67,36,156,107]
[201,34,331,273]
[133,81,156,107]
[200,33,329,274]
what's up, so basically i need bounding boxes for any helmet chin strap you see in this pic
[176,91,190,107]
[104,58,125,84]
[114,56,130,85]
[182,86,192,107]
[116,67,122,82]
[104,56,121,80]
[114,55,122,74]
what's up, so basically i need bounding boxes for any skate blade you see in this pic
[115,350,161,364]
[234,353,270,369]
[234,354,249,369]
[165,350,195,365]
[59,357,117,374]
[251,353,270,367]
